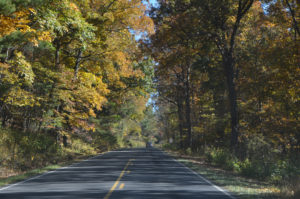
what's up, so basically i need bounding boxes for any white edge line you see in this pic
[162,150,236,199]
[0,151,111,192]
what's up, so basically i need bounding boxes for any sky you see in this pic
[142,0,159,9]
[132,0,159,41]
[149,0,159,8]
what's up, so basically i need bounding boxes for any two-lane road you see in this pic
[0,148,235,199]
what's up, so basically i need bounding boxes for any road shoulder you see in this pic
[164,150,281,199]
[0,151,109,190]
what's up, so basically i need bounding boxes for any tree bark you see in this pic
[224,54,239,152]
[285,0,300,36]
[184,65,192,148]
[176,86,184,149]
[54,39,61,70]
[74,49,83,80]
[219,0,254,153]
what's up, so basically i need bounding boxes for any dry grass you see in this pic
[166,150,297,199]
[0,167,21,179]
[0,152,100,188]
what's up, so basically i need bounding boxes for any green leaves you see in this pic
[0,0,16,15]
[11,52,35,85]
[0,0,155,150]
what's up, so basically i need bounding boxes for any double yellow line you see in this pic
[104,159,134,199]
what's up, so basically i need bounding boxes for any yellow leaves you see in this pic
[11,52,35,85]
[0,10,32,37]
[69,2,79,11]
[92,0,154,34]
[42,69,110,132]
[28,8,36,15]
[0,15,19,36]
[0,63,18,85]
[69,72,109,121]
[111,51,132,77]
[262,21,276,29]
[67,111,96,132]
[89,108,96,117]
[287,87,299,103]
[0,52,35,87]
[0,8,52,46]
[31,31,53,45]
[227,16,237,26]
[192,126,204,134]
[29,30,53,46]
[84,0,154,97]
[0,0,154,137]
[104,12,115,22]
[105,50,144,81]
[0,53,39,108]
[79,72,109,94]
[3,87,38,107]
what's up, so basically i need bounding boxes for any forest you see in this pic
[0,0,299,198]
[147,0,299,197]
[0,0,158,173]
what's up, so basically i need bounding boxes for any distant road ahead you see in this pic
[0,148,235,199]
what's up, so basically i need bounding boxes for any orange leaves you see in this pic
[91,0,154,33]
[0,0,155,138]
[0,8,52,46]
[0,53,40,108]
[0,10,31,37]
[69,2,79,11]
[3,87,38,107]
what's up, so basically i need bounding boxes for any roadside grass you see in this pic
[167,151,283,199]
[0,152,101,188]
[0,164,61,187]
[0,129,104,189]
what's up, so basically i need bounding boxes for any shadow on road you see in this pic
[0,148,237,199]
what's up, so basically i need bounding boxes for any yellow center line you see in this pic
[104,159,134,199]
[119,183,125,189]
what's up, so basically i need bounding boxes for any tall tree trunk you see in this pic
[4,47,15,62]
[184,66,192,148]
[224,54,239,152]
[176,87,184,149]
[54,40,61,70]
[74,49,83,80]
[285,0,300,36]
[218,0,254,153]
[213,88,226,147]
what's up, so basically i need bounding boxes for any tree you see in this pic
[0,0,155,168]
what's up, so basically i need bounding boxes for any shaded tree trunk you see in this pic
[184,66,192,148]
[224,54,239,152]
[285,0,300,36]
[74,49,83,80]
[213,88,227,147]
[54,39,61,70]
[217,0,254,153]
[176,88,184,149]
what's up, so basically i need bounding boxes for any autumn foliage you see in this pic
[0,0,299,196]
[147,0,299,196]
[0,0,154,170]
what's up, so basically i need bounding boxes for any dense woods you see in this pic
[0,0,299,197]
[0,0,158,171]
[146,0,299,195]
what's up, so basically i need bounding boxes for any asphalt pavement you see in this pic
[0,148,235,199]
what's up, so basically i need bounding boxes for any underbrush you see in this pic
[203,147,299,198]
[68,138,97,155]
[164,138,299,199]
[0,127,102,178]
[0,127,61,171]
